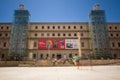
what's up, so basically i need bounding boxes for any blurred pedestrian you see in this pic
[73,54,80,69]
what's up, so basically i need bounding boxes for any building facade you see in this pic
[0,4,120,60]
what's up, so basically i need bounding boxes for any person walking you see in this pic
[73,54,81,69]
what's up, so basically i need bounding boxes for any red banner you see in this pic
[38,39,46,49]
[38,39,65,49]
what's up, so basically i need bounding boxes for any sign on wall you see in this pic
[65,39,78,49]
[38,39,78,50]
[38,39,65,49]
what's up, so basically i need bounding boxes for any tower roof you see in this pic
[93,3,100,10]
[19,4,25,10]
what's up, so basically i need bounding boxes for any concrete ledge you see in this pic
[0,59,120,67]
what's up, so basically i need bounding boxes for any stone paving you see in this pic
[0,66,120,80]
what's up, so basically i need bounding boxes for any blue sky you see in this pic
[0,0,120,22]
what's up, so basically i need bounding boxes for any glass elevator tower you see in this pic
[89,4,111,59]
[8,4,30,60]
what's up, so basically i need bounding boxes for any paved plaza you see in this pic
[0,66,120,80]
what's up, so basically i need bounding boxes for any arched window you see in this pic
[80,26,83,29]
[68,33,71,36]
[52,33,55,36]
[63,26,65,29]
[58,26,60,29]
[35,26,38,29]
[74,26,76,29]
[115,26,117,29]
[3,42,7,47]
[34,33,38,37]
[63,33,66,36]
[40,54,43,59]
[109,26,112,29]
[42,26,44,29]
[53,26,55,29]
[68,26,70,29]
[74,33,77,36]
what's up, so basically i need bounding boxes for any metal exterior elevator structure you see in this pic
[89,4,111,59]
[8,4,30,60]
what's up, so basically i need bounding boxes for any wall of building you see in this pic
[0,23,11,60]
[107,23,120,58]
[0,22,120,60]
[28,23,91,60]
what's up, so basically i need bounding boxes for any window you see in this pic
[6,26,9,29]
[53,26,55,29]
[68,26,70,29]
[1,54,4,59]
[81,42,84,47]
[32,54,36,59]
[109,26,112,29]
[47,26,50,29]
[52,33,55,36]
[118,42,120,47]
[111,34,113,37]
[116,34,119,37]
[63,26,65,29]
[68,33,71,36]
[80,26,83,29]
[34,41,37,47]
[112,42,115,47]
[3,42,7,47]
[1,26,3,29]
[74,26,76,29]
[5,33,8,37]
[46,54,49,57]
[74,33,77,36]
[63,33,66,36]
[0,33,2,37]
[115,26,117,29]
[35,26,38,29]
[52,54,55,58]
[40,54,43,59]
[58,26,60,29]
[42,26,44,29]
[58,33,60,36]
[81,33,84,36]
[34,33,38,36]
[69,54,72,58]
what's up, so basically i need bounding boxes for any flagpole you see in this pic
[77,32,81,57]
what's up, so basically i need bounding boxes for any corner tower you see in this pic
[8,4,30,60]
[89,4,111,59]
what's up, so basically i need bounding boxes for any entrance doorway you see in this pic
[57,54,61,59]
